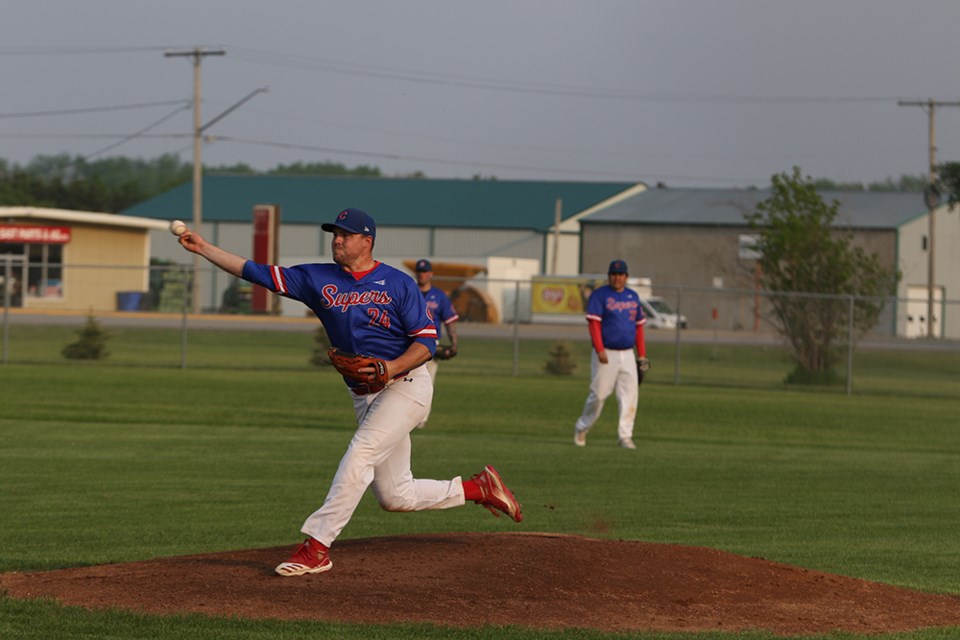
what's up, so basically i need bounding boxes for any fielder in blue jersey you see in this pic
[177,208,522,577]
[573,259,649,450]
[413,258,459,428]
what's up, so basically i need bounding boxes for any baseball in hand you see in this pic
[170,220,187,236]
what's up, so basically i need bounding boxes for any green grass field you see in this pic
[2,328,960,639]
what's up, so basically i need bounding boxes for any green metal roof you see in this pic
[584,187,929,230]
[122,175,637,232]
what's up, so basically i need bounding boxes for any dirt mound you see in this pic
[3,532,960,636]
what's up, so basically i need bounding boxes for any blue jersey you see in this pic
[242,260,437,376]
[585,285,645,350]
[421,286,459,341]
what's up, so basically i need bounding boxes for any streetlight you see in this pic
[923,183,940,338]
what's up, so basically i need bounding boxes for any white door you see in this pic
[905,285,944,338]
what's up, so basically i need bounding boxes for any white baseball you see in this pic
[170,220,187,236]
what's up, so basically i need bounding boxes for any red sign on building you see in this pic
[251,205,280,314]
[0,225,72,244]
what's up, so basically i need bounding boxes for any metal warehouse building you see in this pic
[579,187,960,339]
[124,174,643,315]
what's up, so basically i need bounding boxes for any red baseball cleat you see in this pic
[471,465,523,522]
[274,538,333,577]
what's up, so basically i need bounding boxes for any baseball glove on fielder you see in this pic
[636,357,651,385]
[328,348,390,394]
[434,344,458,361]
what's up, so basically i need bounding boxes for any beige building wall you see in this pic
[27,225,151,312]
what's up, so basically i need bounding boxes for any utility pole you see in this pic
[551,198,562,275]
[165,47,225,314]
[898,98,960,338]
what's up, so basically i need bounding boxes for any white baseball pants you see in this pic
[574,348,639,442]
[301,363,465,547]
[417,358,440,426]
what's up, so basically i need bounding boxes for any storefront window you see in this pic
[27,243,64,298]
[0,225,70,306]
[0,241,64,305]
[0,243,26,306]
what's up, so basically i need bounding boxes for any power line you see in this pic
[0,45,219,56]
[212,134,766,183]
[0,44,914,105]
[0,133,187,141]
[0,127,906,185]
[84,103,192,159]
[0,99,191,119]
[228,47,900,105]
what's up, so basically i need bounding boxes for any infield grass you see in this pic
[1,328,959,640]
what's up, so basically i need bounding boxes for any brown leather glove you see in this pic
[328,348,390,393]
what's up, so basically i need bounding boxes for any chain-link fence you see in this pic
[2,261,957,398]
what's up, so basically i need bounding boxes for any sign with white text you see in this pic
[0,225,72,244]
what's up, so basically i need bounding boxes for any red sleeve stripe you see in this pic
[444,314,460,325]
[588,318,605,353]
[585,313,602,322]
[411,326,438,339]
[270,265,287,294]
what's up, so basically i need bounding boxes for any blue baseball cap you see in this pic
[321,208,376,238]
[608,259,628,274]
[415,259,432,272]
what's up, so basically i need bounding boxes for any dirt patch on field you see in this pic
[3,532,960,636]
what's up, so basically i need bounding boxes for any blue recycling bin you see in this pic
[116,291,145,311]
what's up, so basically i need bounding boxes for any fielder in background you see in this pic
[573,259,649,450]
[176,208,522,578]
[414,258,459,428]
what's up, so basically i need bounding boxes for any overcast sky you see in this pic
[3,0,960,188]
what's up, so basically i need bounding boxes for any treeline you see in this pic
[813,175,927,192]
[0,152,932,214]
[0,154,385,213]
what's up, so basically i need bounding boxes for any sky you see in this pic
[3,0,960,189]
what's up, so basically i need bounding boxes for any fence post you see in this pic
[673,286,683,385]
[180,265,190,369]
[512,280,520,377]
[2,256,10,365]
[846,295,854,396]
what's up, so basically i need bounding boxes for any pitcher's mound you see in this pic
[3,532,960,636]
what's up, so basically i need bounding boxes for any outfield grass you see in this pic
[4,321,959,397]
[2,331,960,639]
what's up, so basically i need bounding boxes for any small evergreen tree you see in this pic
[544,341,577,375]
[62,312,110,360]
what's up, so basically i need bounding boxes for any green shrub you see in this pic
[61,313,110,360]
[544,340,577,375]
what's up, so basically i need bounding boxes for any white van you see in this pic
[640,296,688,329]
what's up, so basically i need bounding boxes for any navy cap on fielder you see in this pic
[415,259,432,272]
[608,259,628,274]
[321,208,376,239]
